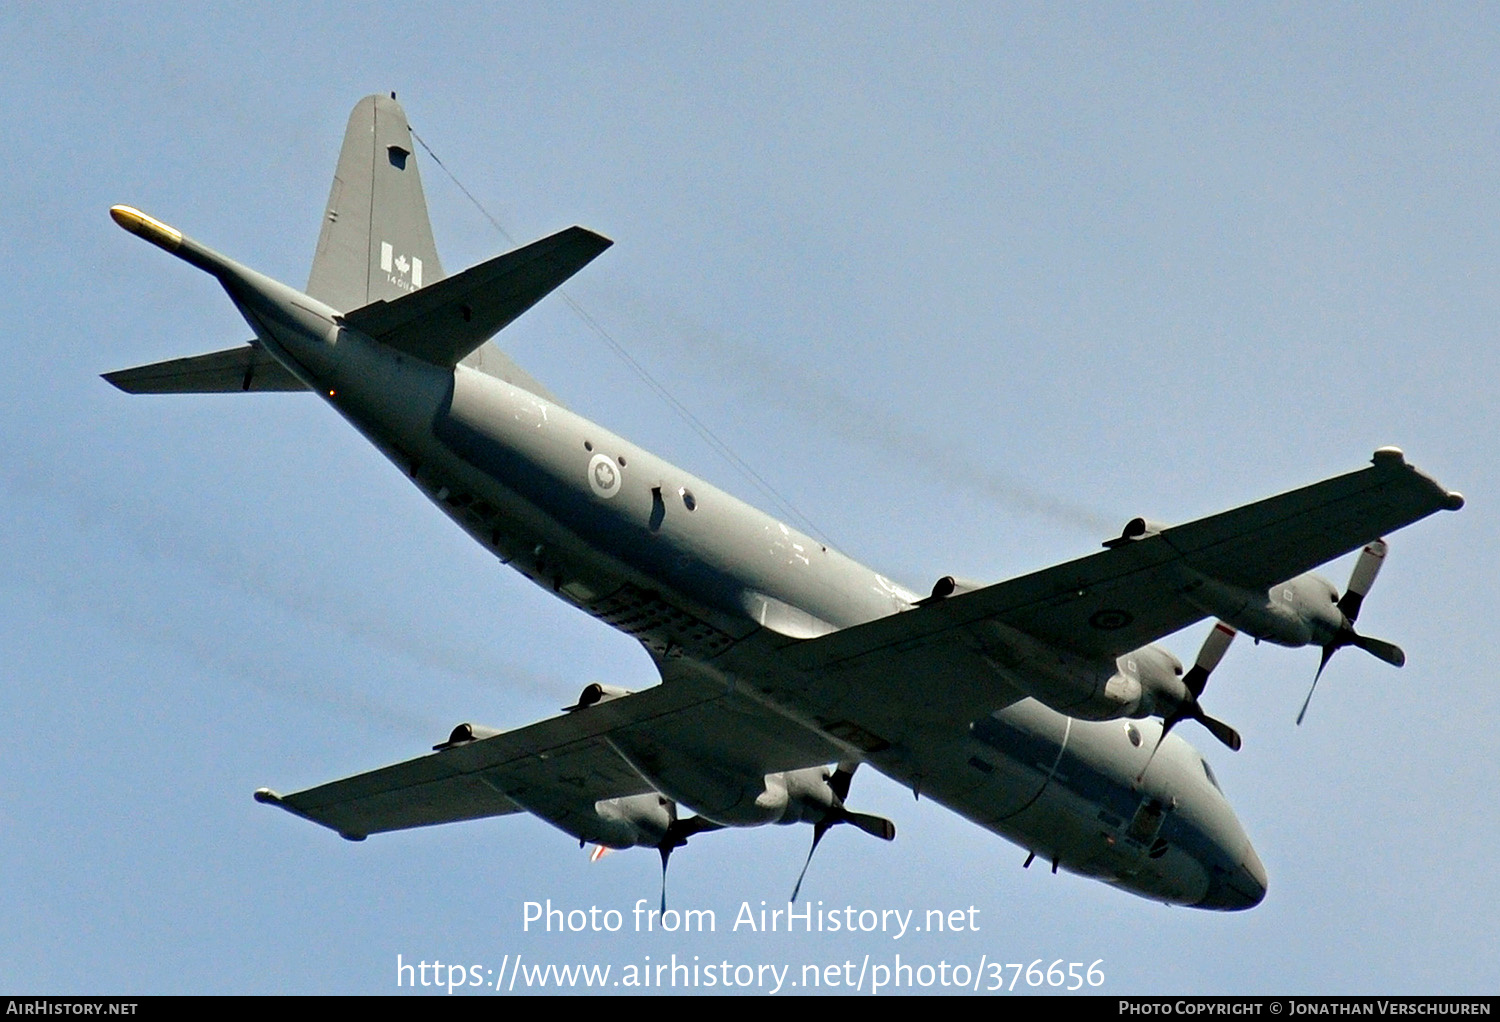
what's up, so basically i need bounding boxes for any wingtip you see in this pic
[1371,447,1463,511]
[578,225,614,250]
[100,370,135,393]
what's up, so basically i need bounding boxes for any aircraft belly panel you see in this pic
[436,374,756,630]
[438,368,901,636]
[326,359,746,660]
[744,639,1024,756]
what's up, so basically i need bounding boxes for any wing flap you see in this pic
[339,226,612,367]
[102,344,306,394]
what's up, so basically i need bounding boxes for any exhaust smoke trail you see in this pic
[577,283,1115,537]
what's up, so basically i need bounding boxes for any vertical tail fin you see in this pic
[305,93,445,313]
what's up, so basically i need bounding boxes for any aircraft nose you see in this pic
[1195,843,1268,911]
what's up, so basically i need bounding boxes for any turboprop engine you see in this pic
[589,792,726,911]
[969,619,1239,750]
[781,763,896,902]
[658,762,895,902]
[1177,540,1406,724]
[1108,623,1243,755]
[603,737,897,903]
[1100,644,1186,720]
[592,792,677,849]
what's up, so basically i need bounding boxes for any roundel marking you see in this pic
[588,453,622,499]
[1089,608,1133,631]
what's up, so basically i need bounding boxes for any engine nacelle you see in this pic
[753,767,842,827]
[1102,644,1190,720]
[1179,570,1342,649]
[971,619,1134,719]
[591,793,675,849]
[665,765,841,828]
[970,619,1199,722]
[502,785,678,850]
[604,734,841,828]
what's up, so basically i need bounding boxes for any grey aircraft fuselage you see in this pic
[139,215,1264,911]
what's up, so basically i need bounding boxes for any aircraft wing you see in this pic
[257,670,843,842]
[787,448,1463,674]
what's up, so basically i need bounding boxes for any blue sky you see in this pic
[2,4,1496,994]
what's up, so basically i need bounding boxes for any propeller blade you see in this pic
[1297,645,1338,725]
[790,822,832,904]
[651,814,722,913]
[673,815,723,841]
[1197,712,1242,752]
[657,844,671,914]
[1294,538,1402,728]
[1138,693,1240,784]
[1183,622,1237,698]
[1338,540,1388,622]
[788,764,895,901]
[1351,633,1405,667]
[841,811,896,841]
[786,763,899,901]
[828,762,858,803]
[1136,711,1184,782]
[1152,622,1241,768]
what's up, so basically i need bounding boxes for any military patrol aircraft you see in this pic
[106,94,1462,912]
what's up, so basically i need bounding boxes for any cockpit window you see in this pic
[1200,758,1222,793]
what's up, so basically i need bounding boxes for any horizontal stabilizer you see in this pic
[340,226,612,367]
[102,344,307,394]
